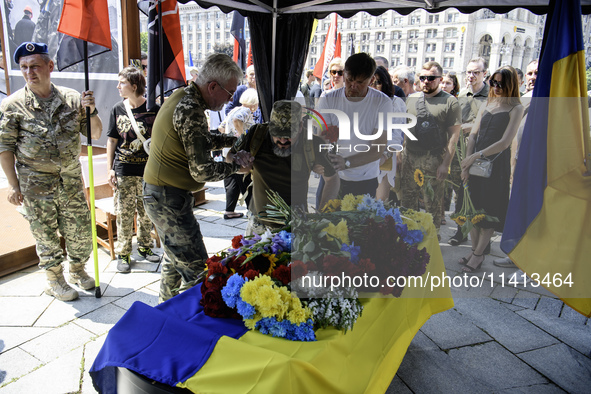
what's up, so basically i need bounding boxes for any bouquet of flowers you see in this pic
[448,132,499,237]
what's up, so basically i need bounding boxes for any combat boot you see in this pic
[68,263,96,290]
[45,265,79,301]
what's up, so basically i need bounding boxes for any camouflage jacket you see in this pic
[0,84,88,196]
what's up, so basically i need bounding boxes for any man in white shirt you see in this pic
[317,53,396,197]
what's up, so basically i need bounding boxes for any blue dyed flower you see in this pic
[271,230,292,254]
[341,242,361,264]
[236,299,256,319]
[221,274,245,308]
[404,229,424,245]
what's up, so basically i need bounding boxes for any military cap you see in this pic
[269,100,302,138]
[14,42,49,64]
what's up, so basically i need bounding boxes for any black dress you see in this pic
[468,109,513,232]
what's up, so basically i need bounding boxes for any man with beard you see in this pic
[227,100,339,235]
[399,61,461,237]
[143,53,253,302]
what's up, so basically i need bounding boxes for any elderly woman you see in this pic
[459,66,524,273]
[322,57,345,94]
[218,88,259,219]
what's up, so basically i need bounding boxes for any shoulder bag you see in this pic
[124,99,150,154]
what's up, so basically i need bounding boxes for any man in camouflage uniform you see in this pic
[400,61,461,238]
[227,100,339,236]
[143,53,252,303]
[0,42,103,301]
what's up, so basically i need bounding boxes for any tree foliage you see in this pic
[213,43,233,58]
[140,32,148,54]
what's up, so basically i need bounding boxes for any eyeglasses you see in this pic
[466,70,482,76]
[330,69,343,76]
[489,79,503,88]
[371,79,382,87]
[141,64,147,70]
[419,75,441,82]
[214,81,235,99]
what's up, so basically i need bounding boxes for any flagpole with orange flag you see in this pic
[313,13,338,80]
[57,0,112,298]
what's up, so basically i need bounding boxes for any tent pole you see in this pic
[0,6,10,95]
[271,0,277,104]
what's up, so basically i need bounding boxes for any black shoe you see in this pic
[483,242,491,255]
[448,230,467,246]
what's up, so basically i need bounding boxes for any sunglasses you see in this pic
[489,79,503,88]
[330,69,343,76]
[371,79,382,87]
[419,75,441,82]
[141,64,147,70]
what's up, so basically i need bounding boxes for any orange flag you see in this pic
[313,14,338,79]
[335,33,342,59]
[57,0,112,49]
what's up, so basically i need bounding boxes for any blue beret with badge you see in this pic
[14,42,49,64]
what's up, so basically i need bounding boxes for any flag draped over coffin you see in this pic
[501,0,591,317]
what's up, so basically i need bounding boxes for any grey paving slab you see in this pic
[490,282,518,303]
[397,347,489,394]
[512,293,540,310]
[113,288,159,310]
[516,309,591,357]
[448,341,548,390]
[0,347,42,387]
[204,236,234,255]
[535,297,564,318]
[407,329,440,352]
[517,343,591,394]
[0,327,50,354]
[34,296,120,327]
[385,374,413,394]
[560,304,588,325]
[0,347,83,394]
[19,323,94,363]
[496,383,567,394]
[81,334,107,394]
[0,296,53,326]
[0,271,45,296]
[73,303,127,336]
[453,297,559,354]
[144,280,161,295]
[199,219,240,238]
[502,303,526,312]
[101,272,160,297]
[420,308,492,350]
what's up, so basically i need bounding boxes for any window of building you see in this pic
[225,32,230,40]
[206,22,211,29]
[215,32,220,40]
[392,31,402,40]
[407,58,417,67]
[197,33,201,40]
[426,43,436,52]
[362,33,370,41]
[376,44,384,54]
[392,44,401,52]
[410,16,421,25]
[198,43,202,50]
[226,21,231,28]
[428,14,440,24]
[447,12,459,23]
[424,57,435,63]
[206,33,211,40]
[426,29,437,38]
[363,20,370,28]
[216,22,220,28]
[376,31,385,40]
[188,34,193,42]
[445,28,458,38]
[362,45,369,52]
[180,25,184,32]
[408,30,419,39]
[443,57,455,68]
[310,47,317,54]
[188,24,193,31]
[392,57,401,66]
[444,42,456,52]
[393,17,403,25]
[207,43,211,50]
[408,43,418,52]
[206,12,211,20]
[216,11,221,19]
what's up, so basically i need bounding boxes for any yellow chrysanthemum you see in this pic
[322,199,341,213]
[341,194,358,211]
[414,169,425,187]
[244,316,261,330]
[322,219,350,244]
[471,214,486,224]
[288,307,312,324]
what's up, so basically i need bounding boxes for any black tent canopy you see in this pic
[179,0,591,120]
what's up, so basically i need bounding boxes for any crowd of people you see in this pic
[0,39,538,303]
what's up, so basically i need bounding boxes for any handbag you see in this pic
[124,99,150,154]
[469,152,502,178]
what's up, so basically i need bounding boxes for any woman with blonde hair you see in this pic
[459,66,524,273]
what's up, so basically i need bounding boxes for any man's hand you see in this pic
[232,150,254,168]
[436,162,449,181]
[328,153,346,171]
[81,91,96,113]
[7,184,23,206]
[107,169,117,190]
[312,163,325,175]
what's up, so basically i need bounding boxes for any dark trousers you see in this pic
[340,178,378,198]
[224,173,250,212]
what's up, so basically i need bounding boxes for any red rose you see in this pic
[207,261,228,275]
[290,260,308,281]
[272,265,291,286]
[206,255,224,265]
[231,235,244,249]
[201,287,234,318]
[305,260,318,272]
[243,269,259,281]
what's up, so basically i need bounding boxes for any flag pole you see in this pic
[158,0,164,105]
[83,40,102,298]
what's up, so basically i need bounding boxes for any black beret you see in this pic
[14,42,49,64]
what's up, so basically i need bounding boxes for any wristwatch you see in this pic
[344,159,351,168]
[479,151,485,158]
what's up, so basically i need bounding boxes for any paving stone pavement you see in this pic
[0,180,589,393]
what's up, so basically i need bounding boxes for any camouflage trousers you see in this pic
[399,150,446,230]
[143,183,208,303]
[114,175,154,255]
[448,147,464,214]
[22,178,92,269]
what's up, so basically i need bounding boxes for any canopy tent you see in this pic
[178,0,591,120]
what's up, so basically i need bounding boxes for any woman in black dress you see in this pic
[459,66,524,273]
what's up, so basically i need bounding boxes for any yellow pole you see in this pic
[87,145,101,296]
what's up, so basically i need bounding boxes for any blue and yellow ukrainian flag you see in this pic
[501,0,591,317]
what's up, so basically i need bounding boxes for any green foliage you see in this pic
[213,43,233,58]
[140,32,148,53]
[586,67,591,92]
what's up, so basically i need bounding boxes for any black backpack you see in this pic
[412,94,448,151]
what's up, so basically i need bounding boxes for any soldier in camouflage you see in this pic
[0,42,103,301]
[143,53,253,303]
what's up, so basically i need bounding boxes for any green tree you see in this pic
[213,43,233,58]
[140,32,148,54]
[586,67,591,92]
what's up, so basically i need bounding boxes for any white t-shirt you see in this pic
[316,87,395,182]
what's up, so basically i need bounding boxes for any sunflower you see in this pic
[414,169,425,187]
[454,216,467,226]
[471,214,486,224]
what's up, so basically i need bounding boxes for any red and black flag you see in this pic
[141,0,186,110]
[230,11,246,71]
